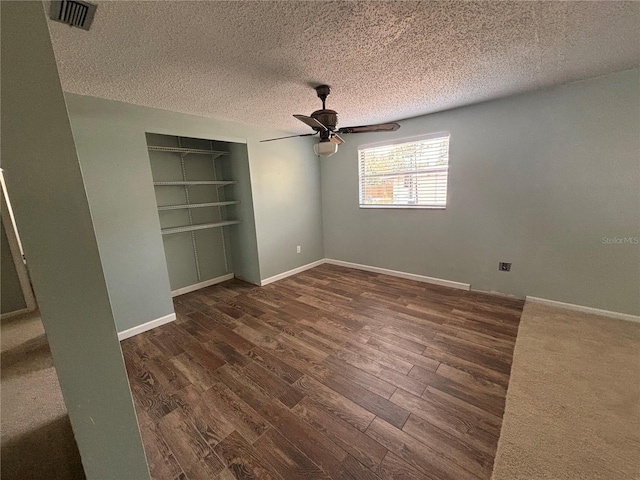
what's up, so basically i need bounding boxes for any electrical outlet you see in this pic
[296,245,301,254]
[499,262,511,272]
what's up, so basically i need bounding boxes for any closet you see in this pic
[147,133,245,295]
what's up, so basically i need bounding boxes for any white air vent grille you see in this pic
[50,0,97,31]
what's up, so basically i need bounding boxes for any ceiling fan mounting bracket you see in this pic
[315,84,331,110]
[315,84,331,100]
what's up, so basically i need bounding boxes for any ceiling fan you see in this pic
[261,85,400,157]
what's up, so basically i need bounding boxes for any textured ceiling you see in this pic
[48,1,640,134]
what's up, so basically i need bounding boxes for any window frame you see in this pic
[357,132,451,210]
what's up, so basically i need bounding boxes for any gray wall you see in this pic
[249,137,324,280]
[1,218,27,314]
[64,94,323,332]
[225,142,262,283]
[322,69,640,316]
[1,2,150,478]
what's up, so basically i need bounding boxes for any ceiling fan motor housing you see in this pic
[311,109,338,131]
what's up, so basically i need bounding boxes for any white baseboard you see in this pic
[118,313,176,341]
[1,307,32,320]
[526,296,640,323]
[260,259,326,286]
[470,288,523,300]
[325,259,470,291]
[171,273,235,297]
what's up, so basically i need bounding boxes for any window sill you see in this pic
[359,205,446,210]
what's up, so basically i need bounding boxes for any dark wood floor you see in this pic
[122,264,523,480]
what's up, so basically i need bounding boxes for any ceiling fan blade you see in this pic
[337,122,400,134]
[330,133,345,145]
[293,114,328,132]
[260,133,317,143]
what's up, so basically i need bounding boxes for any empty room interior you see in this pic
[1,1,639,479]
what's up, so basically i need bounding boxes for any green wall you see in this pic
[1,218,27,314]
[1,2,150,478]
[248,133,324,280]
[321,69,640,315]
[64,94,323,332]
[225,142,264,283]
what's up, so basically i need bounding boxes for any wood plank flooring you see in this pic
[122,264,523,480]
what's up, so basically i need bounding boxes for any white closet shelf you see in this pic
[154,180,237,186]
[158,201,240,211]
[161,220,240,235]
[148,145,230,157]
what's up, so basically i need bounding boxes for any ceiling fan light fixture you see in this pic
[314,140,338,157]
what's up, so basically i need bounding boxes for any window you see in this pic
[358,133,450,209]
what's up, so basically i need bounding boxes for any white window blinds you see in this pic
[358,133,450,208]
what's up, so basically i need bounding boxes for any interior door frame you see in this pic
[1,172,37,317]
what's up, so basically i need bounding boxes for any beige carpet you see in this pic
[1,310,85,480]
[492,302,640,480]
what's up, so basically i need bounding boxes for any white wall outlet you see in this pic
[296,245,301,254]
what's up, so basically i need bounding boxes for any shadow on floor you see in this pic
[1,311,85,479]
[1,415,85,480]
[0,333,53,380]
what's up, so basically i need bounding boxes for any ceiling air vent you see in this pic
[50,0,97,31]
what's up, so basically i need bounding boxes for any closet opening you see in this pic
[146,133,256,296]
